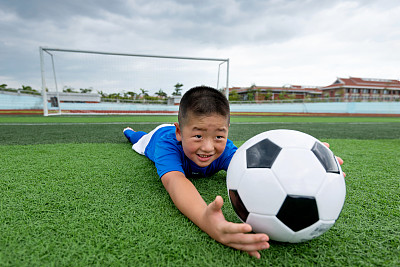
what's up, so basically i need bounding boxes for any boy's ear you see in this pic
[174,122,182,141]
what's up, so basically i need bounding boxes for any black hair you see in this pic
[178,86,230,126]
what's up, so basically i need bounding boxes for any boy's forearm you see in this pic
[161,171,208,230]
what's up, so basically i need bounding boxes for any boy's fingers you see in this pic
[322,142,330,148]
[335,156,346,177]
[210,196,224,211]
[336,156,344,165]
[228,238,270,253]
[226,232,269,245]
[222,223,270,243]
[247,251,261,259]
[221,222,252,234]
[323,143,344,167]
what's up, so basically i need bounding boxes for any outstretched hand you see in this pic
[202,196,270,259]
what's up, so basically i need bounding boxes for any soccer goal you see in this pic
[39,47,229,116]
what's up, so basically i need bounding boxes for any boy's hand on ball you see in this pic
[323,142,346,177]
[203,196,270,259]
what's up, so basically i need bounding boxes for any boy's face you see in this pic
[175,113,229,168]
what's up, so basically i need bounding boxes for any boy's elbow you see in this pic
[161,171,185,193]
[161,173,171,189]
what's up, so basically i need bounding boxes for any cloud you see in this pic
[0,0,399,94]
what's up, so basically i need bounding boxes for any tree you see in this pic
[264,90,273,100]
[20,85,40,94]
[80,88,92,93]
[229,89,240,101]
[126,91,137,100]
[0,84,7,89]
[247,84,257,101]
[287,93,296,101]
[21,85,36,92]
[139,88,149,98]
[97,90,108,98]
[172,83,183,96]
[63,86,78,93]
[108,92,122,99]
[155,89,167,99]
[278,91,287,100]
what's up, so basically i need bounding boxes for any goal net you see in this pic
[39,47,229,116]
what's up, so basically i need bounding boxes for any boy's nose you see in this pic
[201,139,214,153]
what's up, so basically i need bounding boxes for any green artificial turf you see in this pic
[0,116,399,266]
[0,116,399,145]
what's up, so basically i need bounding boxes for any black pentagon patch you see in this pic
[277,195,319,232]
[311,142,340,173]
[229,189,249,222]
[246,138,282,168]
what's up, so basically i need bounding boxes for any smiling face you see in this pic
[175,112,229,168]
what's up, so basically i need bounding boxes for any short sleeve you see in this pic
[153,137,185,178]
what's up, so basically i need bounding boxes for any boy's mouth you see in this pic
[197,154,213,162]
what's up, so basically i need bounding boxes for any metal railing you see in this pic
[101,98,168,105]
[0,89,41,96]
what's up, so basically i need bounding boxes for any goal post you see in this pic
[39,47,229,116]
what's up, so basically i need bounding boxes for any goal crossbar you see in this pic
[41,47,229,62]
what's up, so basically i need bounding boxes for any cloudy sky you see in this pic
[1,0,399,95]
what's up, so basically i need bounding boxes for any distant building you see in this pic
[46,92,101,103]
[322,77,400,101]
[229,85,322,101]
[229,77,400,102]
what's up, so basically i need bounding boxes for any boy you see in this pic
[124,86,344,258]
[123,86,269,258]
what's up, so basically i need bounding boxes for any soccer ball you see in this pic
[226,129,346,243]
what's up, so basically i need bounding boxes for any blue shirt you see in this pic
[144,126,237,178]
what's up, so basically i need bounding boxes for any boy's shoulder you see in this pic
[145,125,181,158]
[153,125,177,143]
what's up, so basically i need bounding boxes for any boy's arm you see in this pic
[161,171,270,259]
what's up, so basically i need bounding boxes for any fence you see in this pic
[1,91,399,115]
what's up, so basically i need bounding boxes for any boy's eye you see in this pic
[216,136,224,140]
[195,135,202,139]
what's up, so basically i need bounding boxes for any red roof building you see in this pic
[322,77,400,101]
